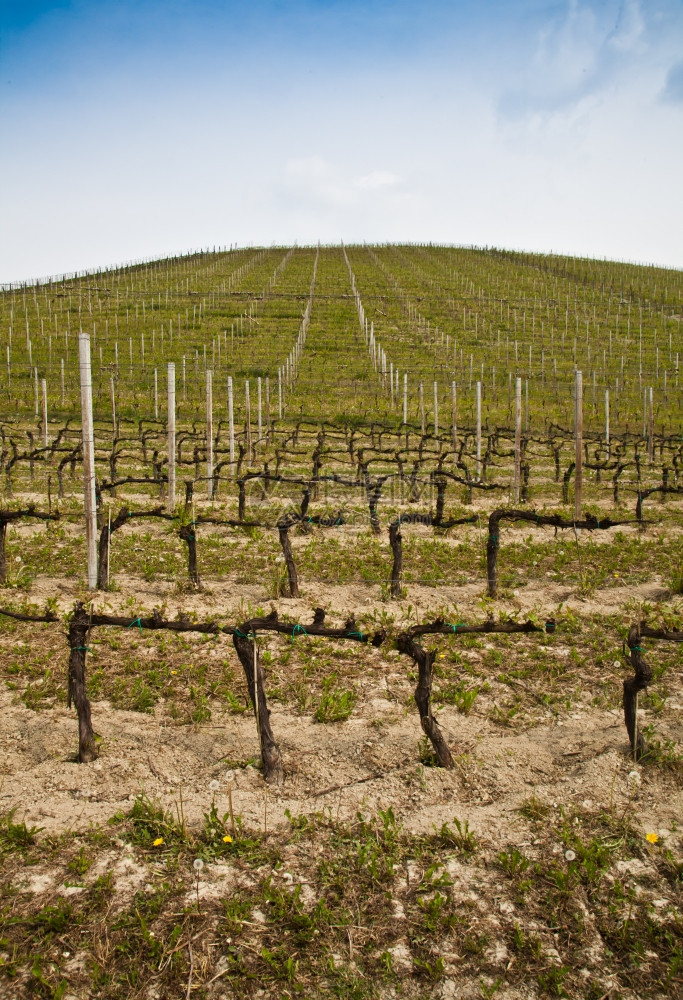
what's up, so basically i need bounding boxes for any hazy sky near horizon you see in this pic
[1,0,682,281]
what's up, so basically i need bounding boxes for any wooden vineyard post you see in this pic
[403,373,408,426]
[605,388,610,455]
[206,370,213,499]
[513,377,522,502]
[647,387,654,463]
[245,379,252,459]
[451,380,457,458]
[419,381,425,435]
[389,520,403,599]
[475,380,482,480]
[278,367,283,419]
[228,375,235,470]
[574,370,583,519]
[41,378,48,449]
[61,358,65,406]
[78,332,98,589]
[433,380,439,438]
[110,377,116,432]
[257,376,262,446]
[153,368,158,419]
[167,362,176,509]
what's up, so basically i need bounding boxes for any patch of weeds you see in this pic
[417,736,438,767]
[436,679,480,714]
[67,845,94,877]
[0,809,42,855]
[31,898,74,935]
[433,816,478,854]
[120,794,188,851]
[537,964,570,996]
[518,794,550,821]
[314,674,356,722]
[638,724,683,773]
[497,847,531,876]
[223,690,247,714]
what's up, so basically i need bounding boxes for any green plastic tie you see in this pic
[127,617,143,634]
[291,624,308,642]
[631,645,644,652]
[449,623,467,633]
[347,630,364,640]
[234,628,255,640]
[72,646,92,653]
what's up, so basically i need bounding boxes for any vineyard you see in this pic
[0,244,681,1000]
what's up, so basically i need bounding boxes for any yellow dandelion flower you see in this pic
[614,573,619,578]
[645,832,659,844]
[171,670,177,675]
[222,834,233,843]
[153,837,164,847]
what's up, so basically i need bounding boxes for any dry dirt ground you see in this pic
[0,562,681,1000]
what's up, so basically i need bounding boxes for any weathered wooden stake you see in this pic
[206,370,213,499]
[245,379,252,458]
[228,375,235,468]
[41,378,48,449]
[513,377,522,502]
[574,370,583,519]
[389,521,403,598]
[167,362,176,509]
[475,380,482,480]
[257,376,262,444]
[78,333,98,588]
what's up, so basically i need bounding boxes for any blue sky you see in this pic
[1,0,682,280]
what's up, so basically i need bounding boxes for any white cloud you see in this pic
[607,0,645,53]
[283,157,402,207]
[356,170,400,191]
